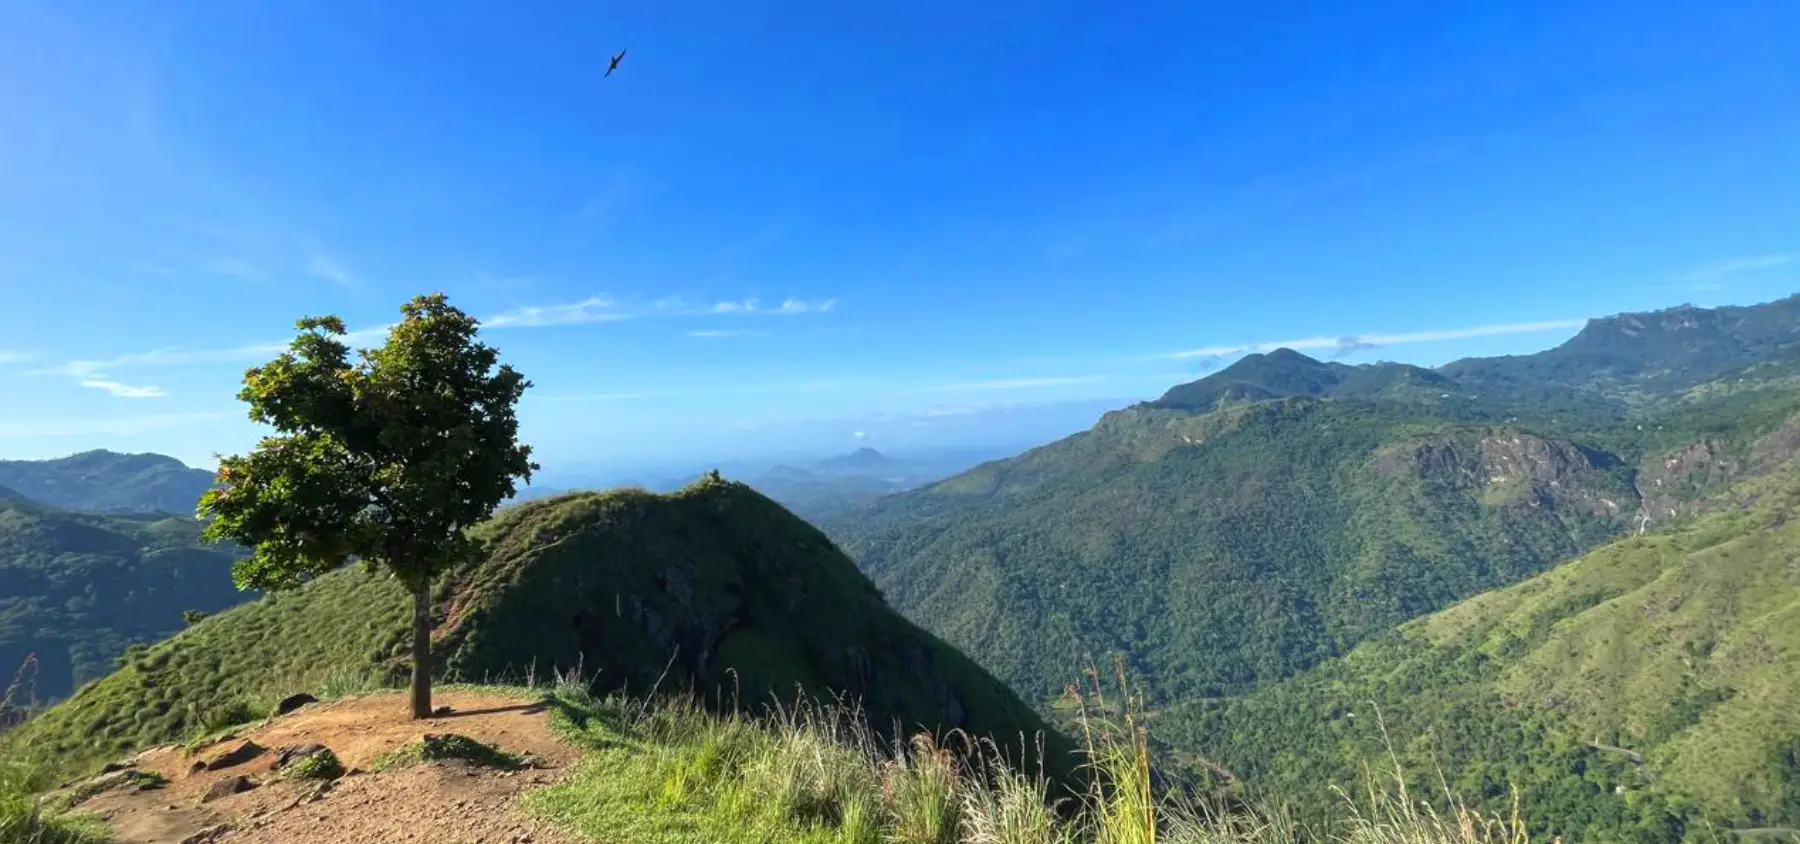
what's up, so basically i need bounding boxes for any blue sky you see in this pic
[1,0,1797,473]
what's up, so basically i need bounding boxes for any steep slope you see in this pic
[0,450,216,515]
[8,477,1061,774]
[0,493,246,702]
[832,397,1650,705]
[1162,443,1800,843]
[825,295,1800,713]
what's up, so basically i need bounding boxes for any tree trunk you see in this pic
[410,578,433,720]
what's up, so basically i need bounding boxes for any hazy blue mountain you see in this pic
[0,450,216,516]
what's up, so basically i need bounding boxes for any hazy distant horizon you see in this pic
[7,303,1800,474]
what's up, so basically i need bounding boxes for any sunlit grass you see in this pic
[522,660,1544,844]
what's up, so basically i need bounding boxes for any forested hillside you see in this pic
[826,296,1800,706]
[0,491,245,702]
[1162,436,1800,842]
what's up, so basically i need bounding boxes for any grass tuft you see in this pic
[0,756,112,844]
[280,749,345,781]
[372,733,528,772]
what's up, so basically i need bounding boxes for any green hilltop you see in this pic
[8,475,1062,776]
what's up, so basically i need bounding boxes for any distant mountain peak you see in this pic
[815,447,900,474]
[0,450,215,514]
[1439,292,1800,388]
[1149,347,1443,411]
[1258,347,1322,363]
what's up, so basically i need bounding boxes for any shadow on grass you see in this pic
[433,700,551,719]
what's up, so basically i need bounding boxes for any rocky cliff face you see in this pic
[1636,441,1739,522]
[1373,429,1635,519]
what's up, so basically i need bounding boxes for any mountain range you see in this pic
[821,294,1800,838]
[7,294,1800,839]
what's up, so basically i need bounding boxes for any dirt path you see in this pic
[73,690,585,844]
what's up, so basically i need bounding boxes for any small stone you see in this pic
[276,693,320,715]
[201,740,266,772]
[272,743,330,769]
[200,775,258,803]
[180,823,235,844]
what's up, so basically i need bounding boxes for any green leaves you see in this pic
[200,293,537,592]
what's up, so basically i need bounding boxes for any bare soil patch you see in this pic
[72,690,583,844]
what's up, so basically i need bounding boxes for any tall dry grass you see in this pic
[523,656,1543,844]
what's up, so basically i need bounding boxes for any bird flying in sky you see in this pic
[606,49,627,78]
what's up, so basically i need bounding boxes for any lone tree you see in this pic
[199,293,536,719]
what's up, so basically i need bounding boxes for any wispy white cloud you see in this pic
[487,294,837,327]
[79,378,167,398]
[0,411,234,440]
[924,375,1112,391]
[205,257,268,284]
[1159,319,1586,361]
[543,379,862,403]
[541,372,1171,404]
[777,298,835,314]
[705,297,836,315]
[1668,253,1795,289]
[34,290,835,393]
[574,168,642,222]
[36,343,288,379]
[484,296,626,328]
[914,405,986,418]
[306,253,355,288]
[31,325,393,397]
[0,350,36,365]
[710,299,757,314]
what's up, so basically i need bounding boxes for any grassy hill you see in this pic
[0,451,216,515]
[6,475,1062,777]
[0,493,245,704]
[1159,451,1800,842]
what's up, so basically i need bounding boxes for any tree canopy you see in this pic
[198,293,536,717]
